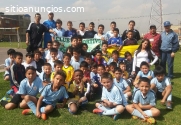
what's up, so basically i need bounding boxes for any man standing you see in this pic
[26,13,55,53]
[122,20,140,41]
[160,21,179,78]
[144,25,161,65]
[43,12,56,48]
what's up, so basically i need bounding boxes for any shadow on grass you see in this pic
[173,72,181,79]
[48,108,61,118]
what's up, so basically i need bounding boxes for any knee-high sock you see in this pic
[98,104,111,111]
[132,109,144,119]
[40,107,45,113]
[144,110,152,117]
[27,101,36,114]
[102,107,120,115]
[167,93,172,101]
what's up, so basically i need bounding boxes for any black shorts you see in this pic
[156,91,163,99]
[10,94,22,105]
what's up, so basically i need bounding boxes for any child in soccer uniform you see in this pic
[80,61,91,83]
[22,71,69,120]
[124,51,133,76]
[93,50,107,67]
[9,52,26,94]
[34,50,45,73]
[83,22,97,38]
[44,41,52,57]
[47,48,58,70]
[22,53,37,70]
[1,66,43,110]
[62,53,74,86]
[126,77,160,124]
[113,68,132,101]
[64,21,77,37]
[109,62,117,78]
[119,62,129,80]
[70,48,84,70]
[101,42,111,62]
[107,50,121,67]
[151,66,173,109]
[46,41,63,62]
[106,21,120,39]
[134,61,154,92]
[39,63,52,84]
[84,53,93,69]
[77,22,85,36]
[93,72,127,121]
[4,49,16,81]
[108,28,123,51]
[67,70,89,114]
[123,30,137,46]
[94,24,107,42]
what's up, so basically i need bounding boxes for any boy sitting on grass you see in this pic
[93,72,127,121]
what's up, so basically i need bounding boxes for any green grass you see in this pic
[0,54,181,125]
[0,42,27,49]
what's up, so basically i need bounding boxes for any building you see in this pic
[0,12,31,42]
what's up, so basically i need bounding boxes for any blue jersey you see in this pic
[113,78,129,91]
[43,20,56,48]
[137,70,154,78]
[108,37,123,46]
[151,77,171,92]
[39,72,51,83]
[64,29,77,37]
[133,89,156,106]
[18,77,43,96]
[50,28,66,39]
[41,84,69,106]
[101,85,128,106]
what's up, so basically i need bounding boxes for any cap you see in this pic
[48,12,54,14]
[164,21,172,27]
[150,25,156,29]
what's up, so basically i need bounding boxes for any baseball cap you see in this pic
[150,25,156,29]
[164,21,172,27]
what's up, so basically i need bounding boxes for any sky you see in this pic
[0,0,181,35]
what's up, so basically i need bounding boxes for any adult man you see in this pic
[26,13,55,53]
[160,21,179,78]
[43,12,56,48]
[144,25,162,64]
[122,20,140,41]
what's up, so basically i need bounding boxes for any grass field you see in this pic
[0,54,181,125]
[0,42,27,49]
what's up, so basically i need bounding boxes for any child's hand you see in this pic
[36,111,41,118]
[160,99,166,105]
[56,104,64,108]
[82,77,87,82]
[93,83,98,88]
[107,101,113,107]
[142,112,148,119]
[132,71,136,75]
[101,37,105,41]
[147,76,152,79]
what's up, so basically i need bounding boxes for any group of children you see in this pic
[0,32,172,123]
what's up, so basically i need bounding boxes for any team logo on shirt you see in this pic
[33,86,37,90]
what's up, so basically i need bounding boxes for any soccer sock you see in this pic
[167,93,172,101]
[102,107,120,115]
[131,109,144,119]
[27,101,36,114]
[98,104,111,111]
[144,110,152,117]
[40,107,45,113]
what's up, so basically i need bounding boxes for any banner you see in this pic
[107,45,139,57]
[55,37,102,52]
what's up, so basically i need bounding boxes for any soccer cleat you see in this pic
[93,108,103,114]
[166,101,172,110]
[41,113,47,120]
[146,117,156,124]
[132,115,138,119]
[113,114,120,121]
[22,109,33,115]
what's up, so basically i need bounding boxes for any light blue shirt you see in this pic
[101,85,128,106]
[50,28,66,39]
[70,56,84,70]
[39,72,51,83]
[133,89,156,106]
[106,30,120,40]
[18,77,43,96]
[151,77,171,92]
[137,70,154,78]
[113,78,128,91]
[4,57,11,75]
[41,84,69,106]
